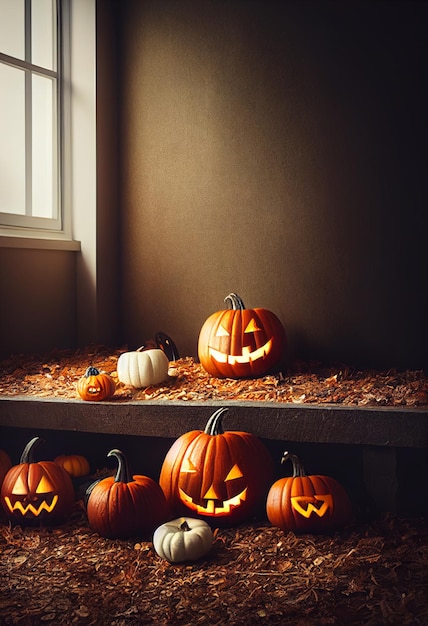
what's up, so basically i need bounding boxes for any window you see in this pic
[0,0,64,234]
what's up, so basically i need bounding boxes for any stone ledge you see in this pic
[0,396,427,448]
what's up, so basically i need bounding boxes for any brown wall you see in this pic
[0,248,77,356]
[1,1,426,370]
[119,0,427,369]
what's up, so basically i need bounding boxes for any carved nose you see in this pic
[203,485,219,500]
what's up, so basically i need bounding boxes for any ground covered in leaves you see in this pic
[0,507,426,625]
[0,346,427,407]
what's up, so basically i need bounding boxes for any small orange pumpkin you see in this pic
[77,366,116,401]
[266,451,354,534]
[54,454,91,478]
[198,293,287,379]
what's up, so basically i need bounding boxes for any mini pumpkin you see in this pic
[266,451,354,534]
[159,407,275,526]
[86,449,170,539]
[117,347,169,388]
[153,517,214,563]
[77,366,116,401]
[0,449,12,487]
[54,454,91,478]
[198,293,287,378]
[1,437,75,525]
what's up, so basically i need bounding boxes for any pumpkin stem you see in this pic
[204,407,228,435]
[180,520,191,532]
[108,449,134,484]
[224,293,245,310]
[155,331,180,361]
[85,366,100,377]
[281,451,307,478]
[20,437,44,464]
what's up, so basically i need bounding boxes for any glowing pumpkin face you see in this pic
[178,450,249,517]
[1,438,75,525]
[159,408,275,525]
[266,452,354,534]
[198,293,287,378]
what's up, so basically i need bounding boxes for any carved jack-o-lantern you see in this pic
[77,366,116,401]
[159,408,275,525]
[198,293,287,378]
[1,437,75,525]
[266,452,353,534]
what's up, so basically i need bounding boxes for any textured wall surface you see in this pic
[0,248,77,357]
[119,0,427,368]
[1,1,426,369]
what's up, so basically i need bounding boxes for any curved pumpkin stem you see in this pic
[107,449,134,484]
[281,451,307,478]
[155,331,180,361]
[85,366,101,377]
[224,293,245,310]
[204,407,229,435]
[20,437,44,464]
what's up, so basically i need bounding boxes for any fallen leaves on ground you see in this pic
[0,346,427,407]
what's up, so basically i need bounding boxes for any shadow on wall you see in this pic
[121,0,427,370]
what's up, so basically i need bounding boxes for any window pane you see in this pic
[32,73,56,218]
[32,0,56,70]
[0,63,26,215]
[0,0,25,60]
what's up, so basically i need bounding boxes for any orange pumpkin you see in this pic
[54,454,90,478]
[159,407,275,525]
[1,437,75,525]
[77,366,116,401]
[198,293,287,378]
[266,451,354,534]
[86,449,170,539]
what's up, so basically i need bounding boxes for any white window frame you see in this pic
[0,0,90,252]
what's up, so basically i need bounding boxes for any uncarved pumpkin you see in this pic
[54,454,90,478]
[198,293,287,378]
[159,407,275,526]
[1,437,75,525]
[86,449,170,539]
[266,451,354,534]
[153,517,214,563]
[117,348,169,388]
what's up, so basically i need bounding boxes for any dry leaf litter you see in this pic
[0,347,427,624]
[0,346,427,406]
[0,507,426,625]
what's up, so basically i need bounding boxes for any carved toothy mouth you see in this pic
[179,487,247,516]
[4,495,59,517]
[290,494,333,518]
[208,339,273,364]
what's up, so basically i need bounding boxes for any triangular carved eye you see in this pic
[244,318,262,333]
[225,464,243,481]
[180,457,198,473]
[36,475,55,494]
[11,475,28,495]
[216,324,230,337]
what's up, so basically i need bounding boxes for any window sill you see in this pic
[0,232,81,251]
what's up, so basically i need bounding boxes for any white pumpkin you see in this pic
[117,348,169,388]
[153,517,214,563]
